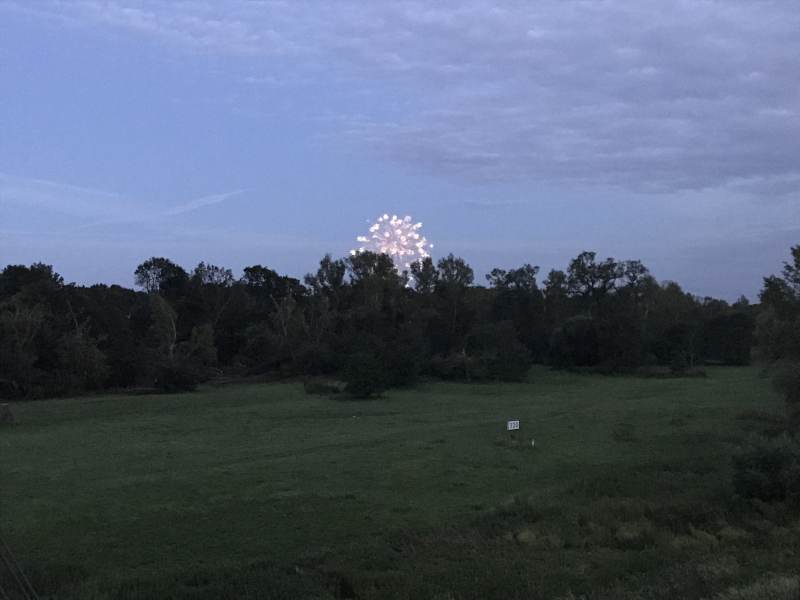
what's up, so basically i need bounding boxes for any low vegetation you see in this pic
[2,367,799,599]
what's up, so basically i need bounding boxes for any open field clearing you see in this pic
[2,367,798,599]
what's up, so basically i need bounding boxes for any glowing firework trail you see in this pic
[351,214,432,269]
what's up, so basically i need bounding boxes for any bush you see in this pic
[485,324,532,381]
[732,434,800,504]
[670,351,689,374]
[438,321,531,381]
[302,379,343,395]
[342,352,388,398]
[429,352,487,381]
[154,360,202,393]
[635,365,672,378]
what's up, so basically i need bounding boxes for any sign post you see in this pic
[507,419,520,445]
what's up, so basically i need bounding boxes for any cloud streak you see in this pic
[0,172,129,220]
[0,172,245,230]
[162,190,247,217]
[77,190,248,230]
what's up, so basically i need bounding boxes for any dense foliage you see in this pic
[733,434,800,504]
[730,245,800,510]
[756,245,800,427]
[0,250,757,399]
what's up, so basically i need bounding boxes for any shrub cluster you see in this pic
[732,435,800,505]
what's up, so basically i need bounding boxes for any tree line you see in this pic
[755,245,800,427]
[0,249,758,399]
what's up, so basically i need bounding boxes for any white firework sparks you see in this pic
[351,213,432,270]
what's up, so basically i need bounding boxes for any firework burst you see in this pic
[351,214,432,270]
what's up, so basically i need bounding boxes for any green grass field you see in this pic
[2,367,797,599]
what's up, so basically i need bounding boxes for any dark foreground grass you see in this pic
[1,367,797,599]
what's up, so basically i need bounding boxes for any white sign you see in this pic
[507,420,520,431]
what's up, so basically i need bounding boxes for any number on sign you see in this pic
[507,420,520,431]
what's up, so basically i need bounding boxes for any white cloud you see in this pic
[5,1,800,196]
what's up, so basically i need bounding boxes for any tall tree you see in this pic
[433,254,475,355]
[757,245,800,426]
[410,257,438,294]
[566,251,622,307]
[304,254,347,308]
[134,257,188,294]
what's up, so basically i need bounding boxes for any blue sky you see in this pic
[1,1,798,299]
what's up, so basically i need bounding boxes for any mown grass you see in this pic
[1,367,795,599]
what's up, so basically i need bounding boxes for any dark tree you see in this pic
[134,257,188,294]
[757,245,800,427]
[410,257,438,294]
[343,352,388,398]
[0,246,761,399]
[566,251,622,308]
[304,254,347,303]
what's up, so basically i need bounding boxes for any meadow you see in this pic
[2,367,798,599]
